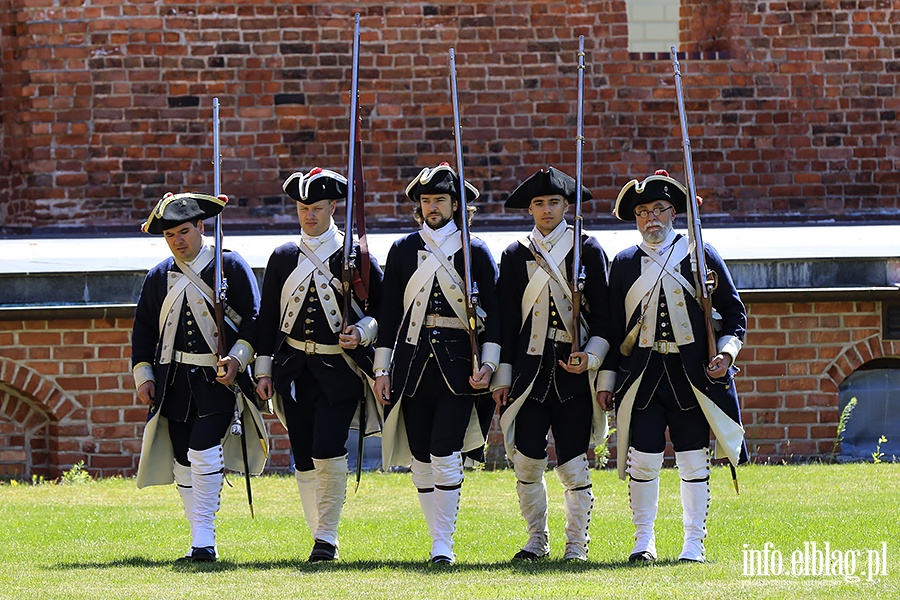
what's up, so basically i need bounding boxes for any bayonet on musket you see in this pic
[569,35,587,365]
[449,48,481,378]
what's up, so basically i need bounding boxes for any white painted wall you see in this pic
[625,0,680,52]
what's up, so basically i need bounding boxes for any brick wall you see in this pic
[738,299,895,461]
[2,1,899,234]
[0,299,893,478]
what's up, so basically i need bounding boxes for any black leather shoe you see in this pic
[512,549,548,561]
[430,555,454,565]
[628,550,656,563]
[189,546,217,562]
[308,540,338,562]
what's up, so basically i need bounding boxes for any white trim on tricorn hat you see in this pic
[404,162,480,202]
[141,192,227,235]
[504,166,592,209]
[283,167,348,205]
[612,169,687,222]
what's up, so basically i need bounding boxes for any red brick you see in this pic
[91,425,138,439]
[19,332,61,346]
[778,411,817,424]
[744,363,786,377]
[86,331,130,345]
[745,424,786,440]
[90,409,121,424]
[53,346,95,360]
[90,455,133,469]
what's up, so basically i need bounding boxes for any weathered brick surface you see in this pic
[3,1,899,234]
[0,298,893,477]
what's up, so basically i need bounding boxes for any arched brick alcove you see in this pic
[0,357,84,478]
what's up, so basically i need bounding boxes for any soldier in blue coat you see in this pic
[596,170,747,563]
[132,192,261,563]
[254,168,383,562]
[492,167,612,562]
[373,163,501,564]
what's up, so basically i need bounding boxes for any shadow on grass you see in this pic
[50,556,664,573]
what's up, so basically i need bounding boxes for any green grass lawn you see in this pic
[0,463,897,599]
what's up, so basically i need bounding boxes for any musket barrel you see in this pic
[670,47,709,297]
[449,48,480,374]
[671,47,718,363]
[212,97,226,304]
[574,36,585,236]
[449,48,474,301]
[571,36,586,356]
[344,13,361,273]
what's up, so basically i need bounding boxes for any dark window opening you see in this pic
[838,367,900,462]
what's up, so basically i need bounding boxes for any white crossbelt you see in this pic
[173,351,219,367]
[284,336,343,355]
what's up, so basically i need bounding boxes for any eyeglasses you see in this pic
[634,205,674,219]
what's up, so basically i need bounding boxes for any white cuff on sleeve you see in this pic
[228,340,254,372]
[584,336,610,365]
[133,363,155,390]
[374,347,393,374]
[480,342,501,372]
[596,369,616,393]
[717,335,743,364]
[491,362,513,390]
[254,355,274,379]
[354,316,378,347]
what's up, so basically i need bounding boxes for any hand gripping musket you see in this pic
[569,35,587,365]
[212,98,256,516]
[671,48,738,494]
[449,48,481,378]
[343,13,371,492]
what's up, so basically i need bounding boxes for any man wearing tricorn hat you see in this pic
[373,162,500,564]
[132,192,262,563]
[254,168,383,562]
[492,166,612,562]
[596,170,747,563]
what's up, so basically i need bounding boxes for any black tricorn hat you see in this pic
[404,162,480,202]
[504,166,592,209]
[613,169,687,221]
[141,192,227,235]
[283,168,348,204]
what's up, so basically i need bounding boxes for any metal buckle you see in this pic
[653,341,678,354]
[304,340,316,354]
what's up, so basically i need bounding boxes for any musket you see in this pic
[570,35,586,363]
[343,13,369,493]
[213,98,227,374]
[671,48,737,494]
[449,48,481,378]
[212,97,255,516]
[670,48,717,366]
